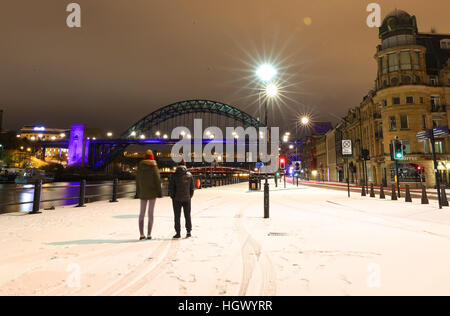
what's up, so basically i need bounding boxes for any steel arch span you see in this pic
[122,99,262,138]
[92,100,262,170]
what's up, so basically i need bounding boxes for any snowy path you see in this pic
[1,183,450,296]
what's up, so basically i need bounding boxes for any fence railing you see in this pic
[0,175,247,214]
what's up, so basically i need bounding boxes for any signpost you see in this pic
[342,140,353,198]
[416,127,450,210]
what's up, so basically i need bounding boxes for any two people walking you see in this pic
[136,150,194,240]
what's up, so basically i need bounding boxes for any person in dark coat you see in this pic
[168,159,194,239]
[136,150,162,240]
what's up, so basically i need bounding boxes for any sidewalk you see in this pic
[2,182,450,296]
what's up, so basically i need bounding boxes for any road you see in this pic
[1,182,450,296]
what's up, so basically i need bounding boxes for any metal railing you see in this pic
[0,175,247,214]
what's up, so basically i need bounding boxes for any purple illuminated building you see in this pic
[68,124,85,166]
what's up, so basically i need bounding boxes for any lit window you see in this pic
[435,141,445,154]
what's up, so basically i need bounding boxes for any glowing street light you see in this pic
[107,132,113,137]
[130,131,137,137]
[140,135,145,139]
[265,83,279,98]
[256,64,277,82]
[300,116,310,126]
[163,134,168,139]
[155,131,161,137]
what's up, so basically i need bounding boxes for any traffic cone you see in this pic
[380,185,385,199]
[405,184,412,203]
[421,185,429,205]
[441,186,449,207]
[391,186,397,200]
[361,184,366,197]
[370,183,375,198]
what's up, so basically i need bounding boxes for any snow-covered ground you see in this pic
[1,182,450,296]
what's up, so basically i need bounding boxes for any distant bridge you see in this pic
[37,100,265,171]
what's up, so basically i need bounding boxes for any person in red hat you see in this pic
[168,158,194,239]
[136,150,162,240]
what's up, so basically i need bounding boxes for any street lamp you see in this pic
[107,132,113,137]
[256,64,277,82]
[256,64,279,220]
[300,116,310,126]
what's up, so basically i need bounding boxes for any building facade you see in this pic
[309,10,450,188]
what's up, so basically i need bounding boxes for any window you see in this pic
[431,95,441,106]
[388,53,399,72]
[400,51,412,70]
[412,51,421,70]
[381,56,388,74]
[440,39,450,49]
[383,99,388,107]
[401,140,411,154]
[400,115,409,129]
[430,76,438,86]
[393,97,401,105]
[432,116,443,128]
[435,141,445,154]
[424,141,430,154]
[390,116,397,130]
[420,97,424,104]
[422,115,427,129]
[406,96,414,104]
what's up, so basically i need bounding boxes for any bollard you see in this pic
[361,185,366,197]
[391,186,397,200]
[296,176,299,187]
[421,185,429,205]
[405,184,412,203]
[370,183,375,198]
[284,174,286,188]
[379,185,385,199]
[274,174,278,188]
[77,180,87,207]
[441,186,449,207]
[264,181,270,218]
[30,180,43,214]
[110,178,119,203]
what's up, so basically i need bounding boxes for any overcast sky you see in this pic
[1,0,449,133]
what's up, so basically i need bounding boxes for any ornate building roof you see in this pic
[379,9,418,40]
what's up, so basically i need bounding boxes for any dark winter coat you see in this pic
[168,166,194,202]
[136,160,162,200]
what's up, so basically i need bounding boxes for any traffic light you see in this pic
[417,165,424,172]
[362,149,370,161]
[294,161,301,171]
[279,157,286,170]
[393,140,404,160]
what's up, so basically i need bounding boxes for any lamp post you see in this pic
[256,64,277,219]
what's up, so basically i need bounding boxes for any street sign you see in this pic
[256,162,264,168]
[416,127,450,142]
[342,140,353,157]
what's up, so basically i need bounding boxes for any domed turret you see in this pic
[379,9,418,40]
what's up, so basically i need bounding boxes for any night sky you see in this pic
[1,0,449,133]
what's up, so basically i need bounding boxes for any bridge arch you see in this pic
[122,100,262,138]
[93,100,262,169]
